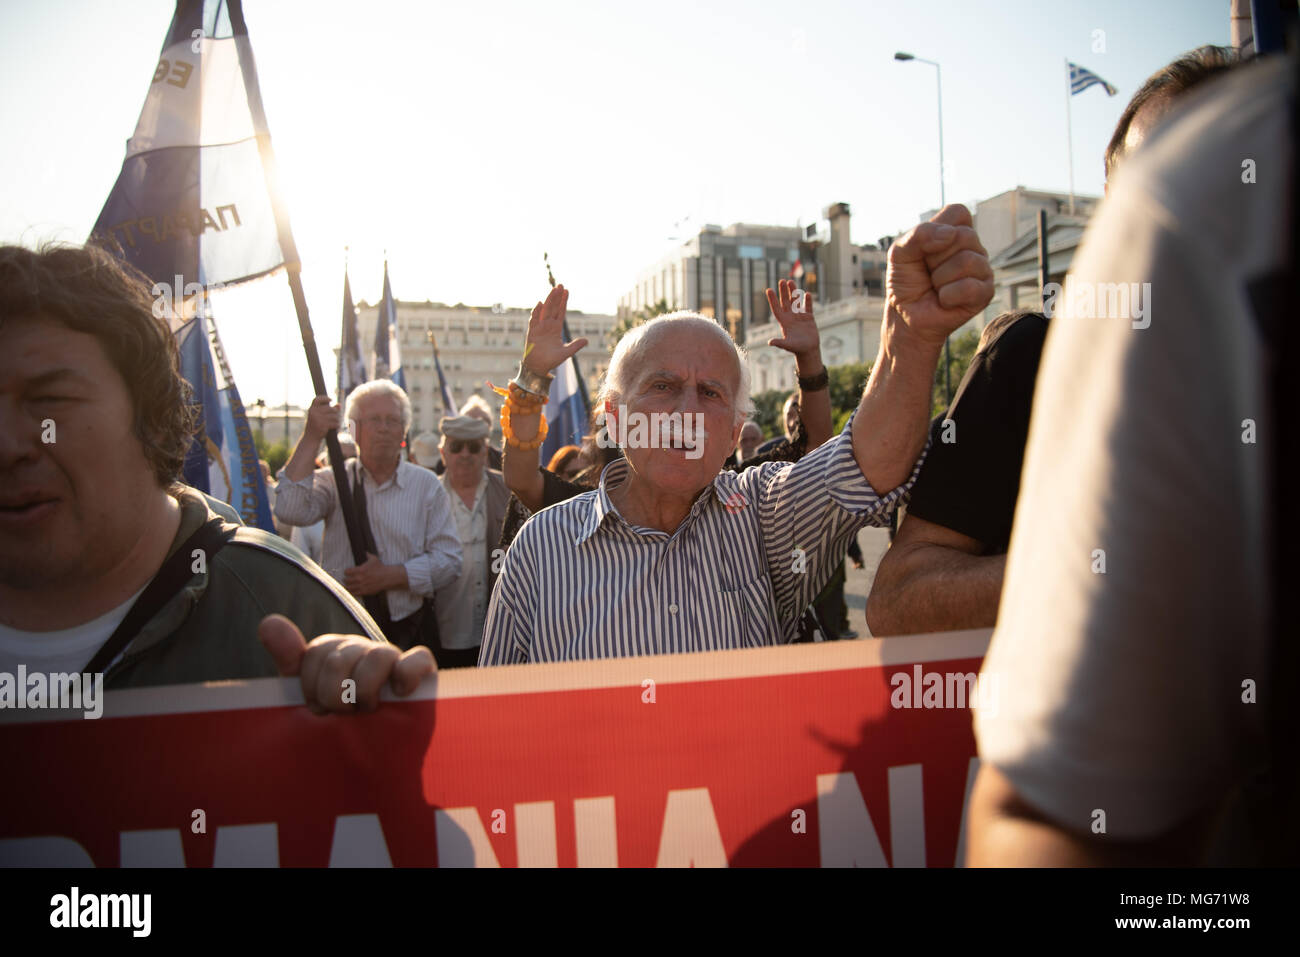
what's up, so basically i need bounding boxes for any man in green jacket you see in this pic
[0,242,433,716]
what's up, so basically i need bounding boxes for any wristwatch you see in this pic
[797,365,829,392]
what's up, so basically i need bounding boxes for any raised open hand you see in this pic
[886,204,994,346]
[765,278,820,360]
[522,284,588,375]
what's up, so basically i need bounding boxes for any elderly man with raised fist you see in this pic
[478,205,993,665]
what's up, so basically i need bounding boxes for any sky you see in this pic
[0,0,1227,405]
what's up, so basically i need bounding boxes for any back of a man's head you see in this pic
[0,242,194,487]
[1105,45,1239,181]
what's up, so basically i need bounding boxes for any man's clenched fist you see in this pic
[886,204,994,346]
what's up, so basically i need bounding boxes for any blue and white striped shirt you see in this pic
[478,418,925,665]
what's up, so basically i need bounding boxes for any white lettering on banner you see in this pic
[817,772,887,866]
[888,764,926,867]
[5,769,979,867]
[574,796,618,867]
[329,814,392,867]
[514,801,558,868]
[655,788,728,867]
[119,823,279,866]
[816,763,951,866]
[0,836,94,867]
[212,823,278,867]
[435,807,501,867]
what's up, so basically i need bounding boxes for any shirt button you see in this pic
[668,603,678,614]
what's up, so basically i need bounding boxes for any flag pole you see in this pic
[229,2,368,565]
[1064,58,1076,216]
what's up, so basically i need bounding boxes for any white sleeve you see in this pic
[974,167,1272,840]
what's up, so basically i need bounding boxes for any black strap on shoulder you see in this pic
[85,518,236,675]
[350,459,394,631]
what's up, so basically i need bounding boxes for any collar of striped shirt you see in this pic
[577,458,751,544]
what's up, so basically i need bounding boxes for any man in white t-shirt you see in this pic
[0,243,434,716]
[968,55,1291,865]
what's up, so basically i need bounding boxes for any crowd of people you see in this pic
[0,41,1290,865]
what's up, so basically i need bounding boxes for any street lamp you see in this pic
[252,398,267,440]
[895,50,952,405]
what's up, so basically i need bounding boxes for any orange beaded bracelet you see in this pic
[501,407,548,450]
[489,380,549,450]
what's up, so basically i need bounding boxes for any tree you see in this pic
[829,362,872,421]
[750,360,873,441]
[254,431,291,474]
[750,389,790,439]
[931,326,980,418]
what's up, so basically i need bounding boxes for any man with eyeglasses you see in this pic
[431,414,509,667]
[275,380,462,650]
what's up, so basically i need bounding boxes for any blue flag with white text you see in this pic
[90,0,289,289]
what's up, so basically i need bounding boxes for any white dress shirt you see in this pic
[435,472,490,650]
[274,458,462,622]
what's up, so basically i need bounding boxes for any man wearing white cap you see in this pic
[433,414,510,667]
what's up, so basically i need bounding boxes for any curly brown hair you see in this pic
[0,242,197,487]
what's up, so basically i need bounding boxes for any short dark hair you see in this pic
[1105,45,1239,181]
[0,242,196,487]
[547,444,583,475]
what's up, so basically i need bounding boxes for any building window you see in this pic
[725,263,742,342]
[699,255,715,319]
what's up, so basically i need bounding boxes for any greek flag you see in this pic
[373,261,405,390]
[337,269,365,407]
[540,356,588,464]
[90,0,290,288]
[1068,61,1118,96]
[175,309,275,530]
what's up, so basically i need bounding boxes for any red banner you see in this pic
[0,631,991,867]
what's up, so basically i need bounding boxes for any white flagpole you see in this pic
[1064,58,1076,215]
